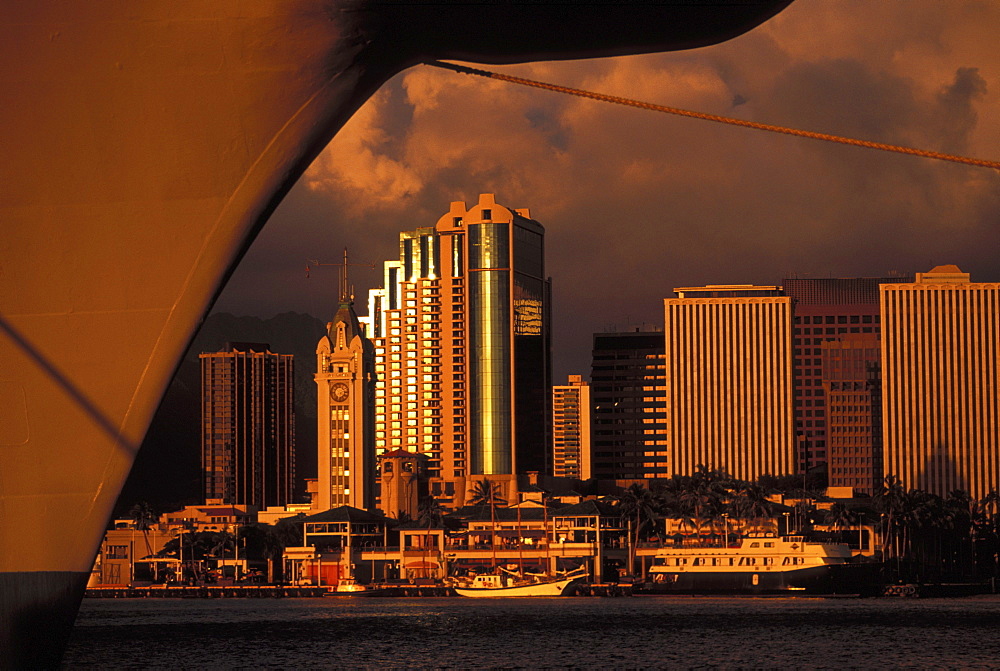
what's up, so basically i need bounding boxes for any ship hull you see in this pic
[1,1,790,665]
[643,563,881,596]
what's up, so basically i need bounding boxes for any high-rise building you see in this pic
[365,194,551,505]
[200,342,295,509]
[881,265,1000,499]
[315,285,376,511]
[552,375,592,480]
[590,330,667,480]
[821,334,883,495]
[664,286,795,481]
[784,276,911,472]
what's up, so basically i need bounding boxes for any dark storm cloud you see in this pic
[213,0,1000,379]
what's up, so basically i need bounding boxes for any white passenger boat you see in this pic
[452,568,585,597]
[643,534,879,595]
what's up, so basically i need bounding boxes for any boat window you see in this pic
[782,557,791,565]
[764,542,774,548]
[750,542,760,548]
[763,557,773,565]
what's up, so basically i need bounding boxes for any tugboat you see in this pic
[641,533,879,595]
[451,567,586,598]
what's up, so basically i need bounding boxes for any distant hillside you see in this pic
[115,311,327,517]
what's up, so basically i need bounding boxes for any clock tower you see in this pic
[315,256,376,511]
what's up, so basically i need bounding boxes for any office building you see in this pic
[200,343,295,509]
[552,375,592,480]
[784,276,910,472]
[881,265,1000,499]
[315,283,377,511]
[821,334,883,495]
[590,330,667,480]
[365,194,551,505]
[664,286,795,481]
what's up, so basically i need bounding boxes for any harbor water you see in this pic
[63,595,1000,668]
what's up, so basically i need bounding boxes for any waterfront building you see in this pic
[880,265,1000,499]
[552,375,592,480]
[200,343,295,509]
[590,329,667,480]
[365,194,551,506]
[783,276,910,472]
[821,334,882,495]
[315,283,377,511]
[664,286,795,481]
[379,449,429,519]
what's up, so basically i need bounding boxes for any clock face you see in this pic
[332,382,349,402]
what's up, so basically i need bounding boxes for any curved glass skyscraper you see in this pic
[365,194,550,506]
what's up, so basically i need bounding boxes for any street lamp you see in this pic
[782,512,791,536]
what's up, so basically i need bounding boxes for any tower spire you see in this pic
[340,247,350,304]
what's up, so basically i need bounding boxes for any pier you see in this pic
[85,585,326,599]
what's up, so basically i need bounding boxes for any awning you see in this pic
[404,560,438,569]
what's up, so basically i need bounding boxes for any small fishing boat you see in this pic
[322,577,373,596]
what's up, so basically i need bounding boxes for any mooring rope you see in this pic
[425,60,1000,172]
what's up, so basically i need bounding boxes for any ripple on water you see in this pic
[63,595,1000,668]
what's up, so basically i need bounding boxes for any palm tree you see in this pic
[875,475,907,565]
[467,478,507,508]
[417,496,446,529]
[824,502,856,544]
[129,501,157,558]
[467,479,507,568]
[618,484,657,575]
[679,465,730,539]
[733,482,773,535]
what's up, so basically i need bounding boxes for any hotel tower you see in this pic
[664,286,795,481]
[552,375,592,480]
[881,265,1000,499]
[200,343,295,509]
[365,194,551,505]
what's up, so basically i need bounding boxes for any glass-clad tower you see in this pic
[366,194,550,505]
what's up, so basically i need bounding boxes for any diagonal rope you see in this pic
[425,60,1000,172]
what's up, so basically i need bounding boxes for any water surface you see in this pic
[63,595,1000,668]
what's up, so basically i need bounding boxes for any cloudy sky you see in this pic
[213,0,1000,379]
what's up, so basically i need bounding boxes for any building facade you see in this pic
[590,330,667,480]
[200,343,295,509]
[365,194,551,505]
[664,287,795,481]
[552,375,592,480]
[821,334,883,495]
[784,276,910,472]
[881,265,1000,499]
[315,293,377,511]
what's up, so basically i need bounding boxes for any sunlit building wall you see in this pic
[881,265,1000,499]
[665,288,795,480]
[366,194,551,505]
[590,330,667,480]
[315,293,376,511]
[200,343,295,509]
[552,375,592,479]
